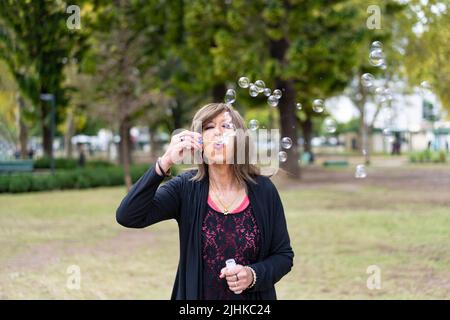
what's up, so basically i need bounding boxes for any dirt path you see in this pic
[3,229,154,273]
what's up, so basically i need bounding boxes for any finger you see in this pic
[226,279,240,287]
[219,267,227,278]
[227,281,246,293]
[226,270,246,282]
[223,266,243,277]
[177,131,202,141]
[175,135,202,149]
[229,285,245,293]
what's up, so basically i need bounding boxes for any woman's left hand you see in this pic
[219,264,253,293]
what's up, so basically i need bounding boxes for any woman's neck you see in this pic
[208,164,238,191]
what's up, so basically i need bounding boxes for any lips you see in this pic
[213,142,224,149]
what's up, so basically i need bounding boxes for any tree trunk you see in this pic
[16,96,28,159]
[270,32,300,178]
[357,75,370,164]
[300,116,313,154]
[212,83,226,103]
[277,79,300,178]
[149,125,160,162]
[119,118,132,190]
[41,101,53,158]
[65,108,75,158]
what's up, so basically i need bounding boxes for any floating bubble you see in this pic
[255,80,265,93]
[263,88,272,97]
[296,102,302,110]
[324,117,337,133]
[355,164,367,179]
[420,81,431,90]
[268,95,278,107]
[248,119,259,131]
[224,89,236,104]
[249,84,259,97]
[361,73,375,88]
[375,87,384,95]
[273,89,282,99]
[383,88,393,101]
[312,99,324,113]
[369,49,385,67]
[371,41,383,50]
[382,128,392,135]
[238,77,250,88]
[278,151,287,162]
[281,137,292,149]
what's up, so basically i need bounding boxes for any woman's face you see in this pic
[202,111,236,164]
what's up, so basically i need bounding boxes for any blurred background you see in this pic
[0,0,449,299]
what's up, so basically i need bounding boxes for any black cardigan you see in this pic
[116,166,294,300]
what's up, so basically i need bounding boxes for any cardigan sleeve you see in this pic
[116,165,183,228]
[247,180,294,292]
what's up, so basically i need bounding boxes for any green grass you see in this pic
[0,171,449,299]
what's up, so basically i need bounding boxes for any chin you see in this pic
[204,153,233,165]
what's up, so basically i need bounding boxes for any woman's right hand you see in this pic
[158,130,203,173]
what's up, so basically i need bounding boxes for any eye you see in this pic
[223,123,234,130]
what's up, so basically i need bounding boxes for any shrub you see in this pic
[0,162,175,193]
[8,175,32,193]
[409,150,448,164]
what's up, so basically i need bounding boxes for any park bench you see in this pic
[323,160,349,167]
[0,160,34,173]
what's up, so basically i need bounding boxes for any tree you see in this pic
[0,0,88,157]
[403,0,449,113]
[207,0,371,177]
[87,0,169,189]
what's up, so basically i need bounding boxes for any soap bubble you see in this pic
[369,49,385,67]
[361,73,375,88]
[355,164,367,179]
[278,151,287,162]
[296,102,302,110]
[249,84,259,97]
[324,117,337,133]
[281,137,292,149]
[255,80,265,93]
[375,87,384,95]
[383,128,392,135]
[312,99,324,113]
[248,119,259,131]
[420,81,431,90]
[224,89,236,104]
[383,88,393,101]
[263,88,272,97]
[268,95,279,107]
[238,77,250,88]
[273,89,282,99]
[371,41,383,50]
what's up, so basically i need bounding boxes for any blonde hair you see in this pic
[190,103,260,185]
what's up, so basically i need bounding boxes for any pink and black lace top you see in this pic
[201,194,261,300]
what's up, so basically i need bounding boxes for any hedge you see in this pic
[409,150,447,163]
[33,157,114,170]
[0,164,179,193]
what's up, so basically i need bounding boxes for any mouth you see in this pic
[213,141,225,149]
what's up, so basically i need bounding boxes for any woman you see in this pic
[116,102,294,300]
